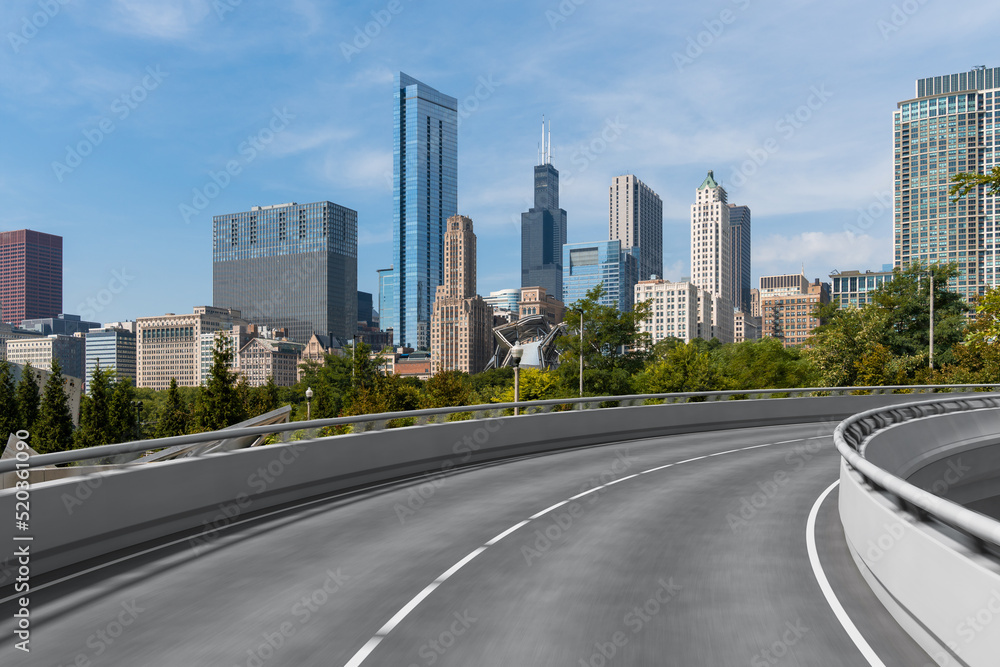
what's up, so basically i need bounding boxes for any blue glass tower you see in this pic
[391,73,458,350]
[562,240,638,312]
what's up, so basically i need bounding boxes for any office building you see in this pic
[733,310,761,343]
[238,337,305,388]
[136,306,246,389]
[690,171,735,342]
[634,278,711,345]
[894,66,1000,302]
[728,204,752,315]
[391,72,459,350]
[518,286,565,327]
[84,326,136,391]
[760,277,830,347]
[21,313,99,336]
[830,268,896,308]
[0,229,62,324]
[484,288,520,314]
[759,273,812,298]
[610,175,663,282]
[522,123,568,299]
[429,215,492,374]
[377,267,396,341]
[6,334,85,380]
[562,240,638,312]
[212,201,358,344]
[357,291,374,329]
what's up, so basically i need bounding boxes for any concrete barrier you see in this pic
[0,393,968,581]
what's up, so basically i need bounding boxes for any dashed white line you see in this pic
[344,433,829,666]
[806,480,887,667]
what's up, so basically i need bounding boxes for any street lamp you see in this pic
[511,344,524,416]
[575,308,584,397]
[305,386,313,421]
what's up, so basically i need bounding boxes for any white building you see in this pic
[633,278,713,346]
[690,171,735,343]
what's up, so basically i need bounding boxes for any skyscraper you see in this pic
[0,229,62,325]
[690,171,734,342]
[391,72,458,350]
[377,266,395,337]
[894,66,1000,301]
[212,201,358,343]
[521,122,568,300]
[727,204,752,314]
[562,240,637,312]
[609,175,663,282]
[429,215,492,374]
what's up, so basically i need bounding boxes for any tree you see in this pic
[634,341,719,394]
[712,338,819,390]
[196,332,246,431]
[0,361,17,442]
[108,376,139,442]
[156,378,189,438]
[423,370,472,409]
[950,165,1000,200]
[296,353,352,420]
[15,363,40,433]
[557,283,652,394]
[74,364,115,448]
[33,360,75,454]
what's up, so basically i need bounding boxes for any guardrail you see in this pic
[834,394,1000,557]
[3,383,997,474]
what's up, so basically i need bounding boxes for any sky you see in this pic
[1,0,998,324]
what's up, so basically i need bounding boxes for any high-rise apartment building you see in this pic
[136,306,246,389]
[894,66,1000,301]
[0,229,62,325]
[522,125,568,299]
[633,277,712,345]
[213,201,357,344]
[759,277,830,347]
[391,72,458,350]
[727,204,752,314]
[429,215,492,374]
[610,175,662,282]
[562,240,638,312]
[690,171,734,342]
[830,268,896,308]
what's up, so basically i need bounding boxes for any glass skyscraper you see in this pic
[728,204,752,314]
[391,72,458,350]
[522,128,567,299]
[894,67,1000,301]
[562,240,638,312]
[212,201,358,344]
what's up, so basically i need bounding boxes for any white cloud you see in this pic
[106,0,212,39]
[754,231,893,280]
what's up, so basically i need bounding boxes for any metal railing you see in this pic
[3,383,998,475]
[834,394,1000,557]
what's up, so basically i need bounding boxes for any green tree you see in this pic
[557,283,652,394]
[635,341,719,394]
[33,360,75,454]
[296,353,352,420]
[156,378,189,438]
[495,367,563,402]
[712,337,820,390]
[423,370,472,408]
[15,363,40,432]
[108,377,139,442]
[196,332,246,431]
[0,361,17,441]
[950,165,1000,200]
[256,375,280,416]
[74,364,115,448]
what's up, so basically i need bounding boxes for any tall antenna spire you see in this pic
[540,115,545,166]
[546,119,551,164]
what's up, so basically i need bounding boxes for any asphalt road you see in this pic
[0,422,932,666]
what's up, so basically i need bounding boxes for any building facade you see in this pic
[760,278,830,347]
[429,215,493,374]
[238,337,305,387]
[0,229,62,325]
[690,171,735,342]
[633,278,710,345]
[894,66,1000,302]
[84,327,136,390]
[484,288,520,314]
[727,204,752,315]
[21,313,99,336]
[734,310,761,343]
[830,269,896,308]
[212,201,357,344]
[518,286,565,327]
[562,240,638,312]
[610,175,663,282]
[136,306,246,389]
[6,334,85,380]
[521,127,568,299]
[391,72,459,350]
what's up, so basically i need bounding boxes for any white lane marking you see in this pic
[806,481,887,667]
[530,501,569,519]
[485,521,530,546]
[434,547,486,584]
[344,434,823,666]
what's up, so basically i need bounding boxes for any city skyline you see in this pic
[2,3,999,324]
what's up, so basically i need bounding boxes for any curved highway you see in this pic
[0,422,931,665]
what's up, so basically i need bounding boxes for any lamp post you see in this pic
[575,308,584,397]
[305,386,313,421]
[511,344,523,416]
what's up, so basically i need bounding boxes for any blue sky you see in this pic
[1,0,998,324]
